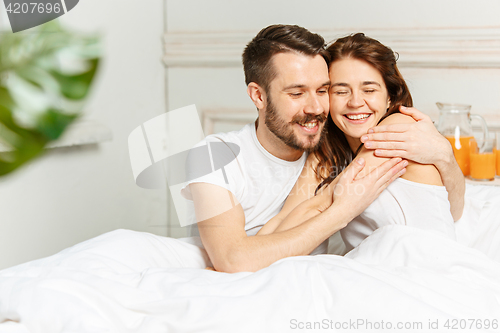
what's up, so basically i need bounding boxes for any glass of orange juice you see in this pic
[495,132,500,177]
[470,137,496,181]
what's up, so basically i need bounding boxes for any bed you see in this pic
[1,183,499,333]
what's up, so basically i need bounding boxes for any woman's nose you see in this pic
[347,91,365,108]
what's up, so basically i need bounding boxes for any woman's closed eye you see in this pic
[332,90,349,96]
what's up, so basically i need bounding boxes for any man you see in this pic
[181,24,463,273]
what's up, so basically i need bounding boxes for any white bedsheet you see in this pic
[454,184,500,263]
[1,224,499,333]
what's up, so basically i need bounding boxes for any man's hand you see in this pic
[360,105,465,221]
[360,106,453,165]
[330,157,407,222]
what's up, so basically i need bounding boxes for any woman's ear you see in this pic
[386,99,391,111]
[247,82,266,110]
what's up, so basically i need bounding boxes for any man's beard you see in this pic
[264,96,327,153]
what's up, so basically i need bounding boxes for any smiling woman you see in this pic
[314,33,451,194]
[259,32,468,255]
[315,32,414,178]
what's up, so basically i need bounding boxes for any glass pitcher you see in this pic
[436,102,489,176]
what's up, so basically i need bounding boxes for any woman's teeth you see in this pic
[299,121,317,128]
[345,114,370,120]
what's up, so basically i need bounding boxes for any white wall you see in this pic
[166,0,500,32]
[0,0,168,269]
[165,0,500,119]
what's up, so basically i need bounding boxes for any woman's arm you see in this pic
[266,158,406,235]
[273,178,337,233]
[257,153,323,235]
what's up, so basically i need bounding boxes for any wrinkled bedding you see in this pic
[1,225,499,332]
[1,183,499,333]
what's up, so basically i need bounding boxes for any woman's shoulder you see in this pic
[379,112,416,125]
[378,112,443,186]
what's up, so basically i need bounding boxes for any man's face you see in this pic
[263,52,330,153]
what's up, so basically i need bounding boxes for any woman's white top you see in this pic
[340,178,457,252]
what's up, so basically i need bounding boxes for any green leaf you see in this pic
[49,58,99,100]
[0,22,101,177]
[36,109,78,141]
[0,86,15,110]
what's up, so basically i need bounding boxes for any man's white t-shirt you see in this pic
[181,122,329,254]
[181,122,308,236]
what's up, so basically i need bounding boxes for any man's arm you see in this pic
[360,106,465,221]
[190,157,406,273]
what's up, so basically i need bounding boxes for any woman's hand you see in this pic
[330,157,407,221]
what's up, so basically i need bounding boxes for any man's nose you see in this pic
[304,93,326,115]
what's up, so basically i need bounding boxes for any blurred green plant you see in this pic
[0,21,100,176]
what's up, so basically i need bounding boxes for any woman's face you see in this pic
[329,58,390,151]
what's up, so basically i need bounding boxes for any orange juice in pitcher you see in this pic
[436,103,489,177]
[445,136,473,176]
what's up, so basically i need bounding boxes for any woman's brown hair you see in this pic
[314,33,413,193]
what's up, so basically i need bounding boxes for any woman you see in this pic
[257,33,462,252]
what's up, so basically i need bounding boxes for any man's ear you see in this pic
[247,82,266,110]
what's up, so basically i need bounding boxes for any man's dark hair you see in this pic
[242,24,329,94]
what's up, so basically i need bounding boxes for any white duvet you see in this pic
[1,184,500,333]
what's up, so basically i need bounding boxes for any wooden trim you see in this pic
[201,109,257,135]
[163,27,500,68]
